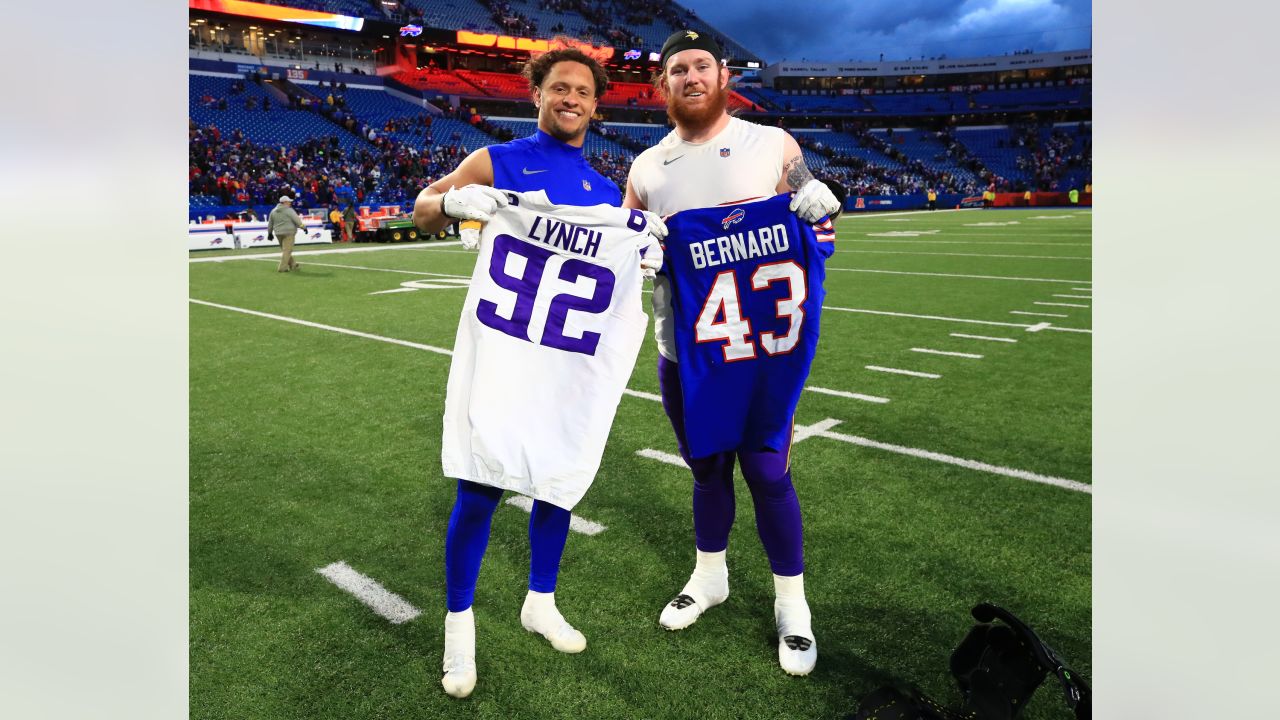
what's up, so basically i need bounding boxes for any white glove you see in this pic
[442,184,509,222]
[789,178,841,223]
[459,220,483,250]
[639,211,667,280]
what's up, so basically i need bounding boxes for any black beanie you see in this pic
[659,29,725,69]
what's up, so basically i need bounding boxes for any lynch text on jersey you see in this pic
[526,214,603,258]
[688,224,791,269]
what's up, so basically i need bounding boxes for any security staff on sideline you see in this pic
[268,195,306,271]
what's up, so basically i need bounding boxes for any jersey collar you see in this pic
[534,129,585,158]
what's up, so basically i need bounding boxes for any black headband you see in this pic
[659,29,724,70]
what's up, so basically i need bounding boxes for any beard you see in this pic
[666,82,728,133]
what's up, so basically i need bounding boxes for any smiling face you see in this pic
[663,48,728,132]
[533,60,598,146]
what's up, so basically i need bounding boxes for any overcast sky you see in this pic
[679,0,1092,63]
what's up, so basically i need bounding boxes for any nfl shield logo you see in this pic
[582,179,592,191]
[719,148,731,158]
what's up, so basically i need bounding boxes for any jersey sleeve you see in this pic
[811,216,836,259]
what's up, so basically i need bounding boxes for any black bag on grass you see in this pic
[851,603,1090,720]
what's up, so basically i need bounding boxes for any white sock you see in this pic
[443,608,475,658]
[691,549,728,585]
[774,572,805,600]
[774,573,813,639]
[521,590,564,628]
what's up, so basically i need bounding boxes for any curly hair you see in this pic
[522,42,609,99]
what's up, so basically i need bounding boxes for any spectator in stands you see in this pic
[267,195,305,272]
[411,42,664,702]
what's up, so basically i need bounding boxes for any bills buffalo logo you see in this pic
[623,49,642,60]
[721,207,746,229]
[399,24,423,37]
[582,179,592,191]
[719,148,730,158]
[210,238,223,245]
[254,234,266,242]
[311,232,322,239]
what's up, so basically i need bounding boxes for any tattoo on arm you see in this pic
[784,155,815,191]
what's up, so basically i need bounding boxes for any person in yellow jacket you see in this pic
[1023,189,1032,206]
[268,196,306,271]
[1068,188,1080,205]
[328,206,344,242]
[926,188,937,210]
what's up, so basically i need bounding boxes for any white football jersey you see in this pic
[441,191,652,510]
[628,117,788,360]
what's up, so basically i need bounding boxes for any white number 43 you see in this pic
[695,260,806,362]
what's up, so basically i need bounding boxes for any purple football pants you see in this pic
[657,354,805,577]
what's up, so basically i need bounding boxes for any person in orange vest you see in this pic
[927,188,937,210]
[1023,189,1032,206]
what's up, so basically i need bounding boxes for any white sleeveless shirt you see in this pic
[628,116,787,360]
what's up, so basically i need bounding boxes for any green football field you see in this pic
[189,207,1091,720]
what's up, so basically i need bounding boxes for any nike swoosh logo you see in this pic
[663,155,685,166]
[522,167,548,175]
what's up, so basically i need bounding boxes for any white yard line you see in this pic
[951,333,1017,343]
[823,305,1090,334]
[250,258,471,278]
[638,419,1090,494]
[804,386,891,404]
[866,365,941,379]
[315,561,422,624]
[189,241,460,263]
[791,418,844,444]
[504,496,606,536]
[1071,287,1093,292]
[1025,322,1053,333]
[1010,311,1069,318]
[842,250,1091,261]
[1053,294,1092,299]
[636,448,689,468]
[189,299,454,356]
[194,301,1089,488]
[911,348,983,359]
[1035,301,1089,308]
[815,424,1091,494]
[826,268,1091,284]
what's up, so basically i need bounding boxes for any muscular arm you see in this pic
[776,132,816,194]
[622,175,647,211]
[411,148,495,234]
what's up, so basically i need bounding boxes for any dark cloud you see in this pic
[681,0,1091,62]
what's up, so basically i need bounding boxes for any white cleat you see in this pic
[775,598,817,676]
[520,593,587,654]
[659,578,729,631]
[442,654,477,698]
[441,609,477,698]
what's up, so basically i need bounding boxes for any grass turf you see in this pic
[190,207,1091,719]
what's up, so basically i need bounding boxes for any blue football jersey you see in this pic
[662,194,835,458]
[488,130,621,206]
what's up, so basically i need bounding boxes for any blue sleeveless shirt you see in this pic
[487,129,621,207]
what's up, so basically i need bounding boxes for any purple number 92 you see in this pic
[476,234,615,355]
